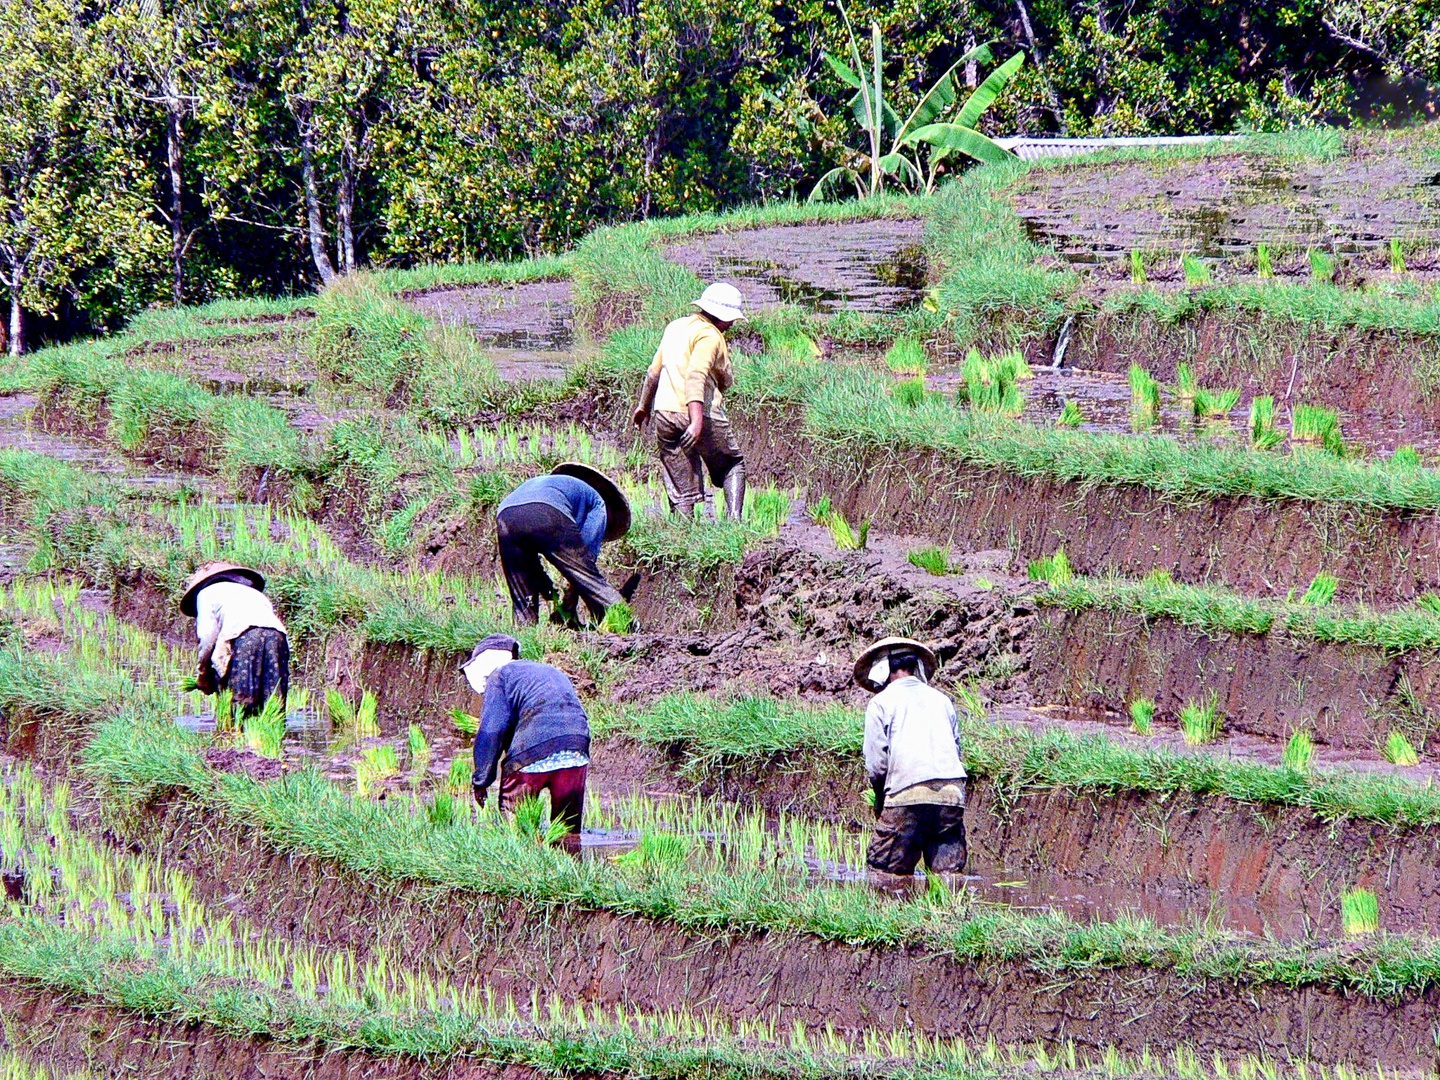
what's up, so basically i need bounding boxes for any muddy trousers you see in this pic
[222,627,289,720]
[500,764,587,853]
[497,502,622,626]
[654,410,746,519]
[866,804,967,876]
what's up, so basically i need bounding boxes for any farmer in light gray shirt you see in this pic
[856,637,967,878]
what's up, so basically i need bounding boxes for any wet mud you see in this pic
[408,279,585,381]
[662,219,929,315]
[1014,134,1440,264]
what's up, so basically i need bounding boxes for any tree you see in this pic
[0,0,163,353]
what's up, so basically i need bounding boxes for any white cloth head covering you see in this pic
[692,281,745,323]
[461,649,514,694]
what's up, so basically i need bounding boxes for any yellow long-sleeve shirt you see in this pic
[647,313,732,418]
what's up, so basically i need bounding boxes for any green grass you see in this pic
[1179,693,1223,745]
[885,336,928,376]
[1057,399,1083,428]
[1282,729,1314,772]
[1128,699,1154,737]
[1028,547,1074,586]
[893,377,927,408]
[1301,572,1338,606]
[908,546,951,575]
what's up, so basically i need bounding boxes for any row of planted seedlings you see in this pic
[15,447,1440,939]
[13,621,1440,1068]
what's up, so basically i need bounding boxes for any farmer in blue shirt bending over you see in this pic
[463,633,590,852]
[495,463,633,628]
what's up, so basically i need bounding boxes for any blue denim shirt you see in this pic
[497,475,608,560]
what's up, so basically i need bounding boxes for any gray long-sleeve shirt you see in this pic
[862,676,966,797]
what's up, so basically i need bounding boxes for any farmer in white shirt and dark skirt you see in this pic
[855,636,968,881]
[181,562,290,719]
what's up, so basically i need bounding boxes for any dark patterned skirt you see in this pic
[223,627,290,718]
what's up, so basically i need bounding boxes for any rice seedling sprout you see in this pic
[885,337,928,377]
[1129,249,1146,284]
[1129,698,1155,736]
[1179,692,1223,745]
[1181,254,1211,286]
[893,378,927,408]
[908,547,950,575]
[1301,572,1338,606]
[1058,399,1083,427]
[1255,243,1273,279]
[1282,729,1314,772]
[1384,729,1420,766]
[1341,887,1379,936]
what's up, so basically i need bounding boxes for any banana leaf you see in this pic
[955,51,1025,129]
[893,41,995,145]
[902,123,1015,165]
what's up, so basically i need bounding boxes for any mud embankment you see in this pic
[1029,607,1440,753]
[78,791,1440,1069]
[1032,309,1440,439]
[0,981,536,1080]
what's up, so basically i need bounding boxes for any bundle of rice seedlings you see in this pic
[829,512,868,551]
[893,378,927,408]
[1291,404,1343,455]
[1181,253,1211,286]
[1249,396,1282,449]
[1384,729,1420,766]
[907,547,950,575]
[599,601,635,634]
[1301,572,1338,606]
[808,495,833,524]
[243,693,288,759]
[885,337,928,377]
[1179,692,1223,745]
[1173,363,1199,402]
[1391,445,1422,469]
[992,349,1033,382]
[1027,547,1074,586]
[960,349,991,406]
[214,689,236,733]
[407,723,431,787]
[741,484,790,534]
[356,744,401,796]
[1282,729,1314,772]
[617,830,691,871]
[447,755,473,794]
[1058,400,1083,428]
[328,688,379,741]
[1341,887,1379,936]
[1129,698,1155,736]
[1128,364,1161,429]
[961,350,1026,416]
[426,790,460,826]
[1255,243,1274,279]
[1192,387,1240,419]
[1308,247,1336,282]
[449,708,479,736]
[1391,238,1406,275]
[1129,249,1146,284]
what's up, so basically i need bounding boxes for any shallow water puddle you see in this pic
[408,280,584,382]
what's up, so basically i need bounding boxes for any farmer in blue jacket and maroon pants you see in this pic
[464,632,590,852]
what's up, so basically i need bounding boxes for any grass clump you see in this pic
[1129,698,1155,736]
[907,546,951,575]
[1057,399,1083,428]
[1282,729,1314,772]
[1192,387,1240,420]
[893,377,927,408]
[1027,547,1073,586]
[960,349,1026,416]
[1384,729,1421,766]
[1341,887,1379,937]
[1179,692,1223,745]
[885,337,928,376]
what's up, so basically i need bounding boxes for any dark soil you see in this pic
[408,279,584,382]
[0,980,546,1079]
[93,790,1440,1069]
[1013,132,1440,265]
[662,219,929,315]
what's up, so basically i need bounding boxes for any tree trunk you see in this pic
[336,168,355,274]
[1015,0,1067,132]
[9,286,23,358]
[965,30,978,88]
[167,96,185,304]
[298,108,337,286]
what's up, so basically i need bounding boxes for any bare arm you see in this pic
[632,371,660,427]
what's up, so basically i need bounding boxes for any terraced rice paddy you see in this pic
[7,131,1440,1076]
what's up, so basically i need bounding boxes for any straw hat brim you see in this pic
[692,298,745,323]
[551,462,631,541]
[180,561,265,617]
[852,637,938,692]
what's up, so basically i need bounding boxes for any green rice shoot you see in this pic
[1058,399,1083,428]
[1385,729,1420,766]
[1173,363,1198,401]
[907,547,951,575]
[1129,249,1146,284]
[1301,572,1338,606]
[1249,396,1282,449]
[885,337,928,377]
[243,693,288,759]
[1291,404,1344,456]
[1181,254,1211,286]
[1255,243,1273,278]
[1282,729,1314,772]
[1308,248,1336,282]
[1028,547,1074,586]
[1179,692,1223,746]
[1341,887,1379,936]
[893,378,927,408]
[1192,387,1240,419]
[356,744,401,796]
[1129,698,1155,737]
[600,601,636,635]
[1128,364,1161,429]
[1391,238,1406,275]
[1391,445,1422,469]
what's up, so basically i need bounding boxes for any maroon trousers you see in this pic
[500,764,587,851]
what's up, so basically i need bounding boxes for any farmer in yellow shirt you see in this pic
[632,282,747,519]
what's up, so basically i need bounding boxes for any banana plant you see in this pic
[810,2,1024,201]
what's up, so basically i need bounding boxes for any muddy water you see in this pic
[927,364,1440,460]
[409,279,583,382]
[1015,141,1440,263]
[664,219,928,314]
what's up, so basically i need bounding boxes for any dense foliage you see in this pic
[0,0,1433,348]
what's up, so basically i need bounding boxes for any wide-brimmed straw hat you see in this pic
[551,462,631,541]
[692,281,745,323]
[853,637,939,692]
[180,561,266,617]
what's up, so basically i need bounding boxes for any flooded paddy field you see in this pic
[13,141,1440,1075]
